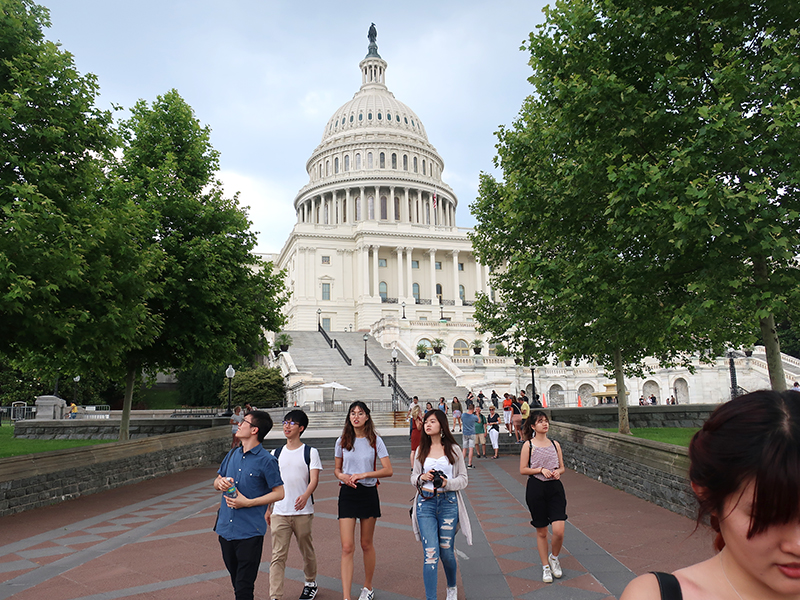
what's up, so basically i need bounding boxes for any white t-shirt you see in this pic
[271,444,323,516]
[334,436,388,487]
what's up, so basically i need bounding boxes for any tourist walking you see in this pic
[334,401,393,600]
[461,404,478,468]
[490,390,499,408]
[409,404,423,467]
[451,396,462,432]
[511,396,523,442]
[230,406,244,449]
[268,410,322,600]
[411,409,472,600]
[520,411,567,584]
[487,406,501,458]
[621,389,800,599]
[214,411,285,600]
[474,406,487,458]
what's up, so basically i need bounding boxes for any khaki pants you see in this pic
[269,514,317,599]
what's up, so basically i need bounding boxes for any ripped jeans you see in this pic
[416,491,459,600]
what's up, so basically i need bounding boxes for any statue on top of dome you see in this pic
[368,23,377,45]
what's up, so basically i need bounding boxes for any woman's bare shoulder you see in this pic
[620,572,660,600]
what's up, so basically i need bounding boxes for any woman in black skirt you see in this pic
[334,401,393,600]
[520,411,567,584]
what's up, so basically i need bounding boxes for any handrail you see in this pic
[365,355,385,386]
[318,323,333,348]
[387,374,410,405]
[333,339,352,366]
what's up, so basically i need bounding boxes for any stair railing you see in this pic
[365,355,385,386]
[387,374,410,407]
[318,323,333,348]
[333,339,352,366]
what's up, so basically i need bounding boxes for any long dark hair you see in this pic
[521,410,548,441]
[416,409,459,465]
[689,390,800,551]
[339,401,377,451]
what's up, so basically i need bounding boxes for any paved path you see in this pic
[0,450,714,600]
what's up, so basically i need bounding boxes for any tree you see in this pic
[0,1,161,380]
[114,90,288,439]
[218,367,286,409]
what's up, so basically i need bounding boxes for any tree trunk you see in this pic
[119,366,137,441]
[614,347,631,434]
[753,257,786,391]
[760,311,787,391]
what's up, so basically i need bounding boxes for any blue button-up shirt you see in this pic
[215,444,283,541]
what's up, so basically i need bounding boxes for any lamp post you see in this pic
[317,308,322,329]
[401,302,406,319]
[530,365,537,404]
[389,348,399,410]
[349,323,353,332]
[363,333,369,366]
[728,350,741,402]
[73,375,80,404]
[439,304,445,322]
[224,365,235,416]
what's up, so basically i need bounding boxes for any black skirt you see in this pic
[338,483,381,519]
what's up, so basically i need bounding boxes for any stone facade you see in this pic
[13,418,230,440]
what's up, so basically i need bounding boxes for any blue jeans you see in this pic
[416,491,459,600]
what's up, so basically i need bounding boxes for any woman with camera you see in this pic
[410,409,472,600]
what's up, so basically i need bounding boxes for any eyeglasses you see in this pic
[282,421,299,427]
[240,419,254,427]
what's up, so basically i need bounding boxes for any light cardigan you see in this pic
[410,446,473,545]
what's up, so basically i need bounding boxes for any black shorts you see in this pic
[338,483,381,519]
[525,477,567,528]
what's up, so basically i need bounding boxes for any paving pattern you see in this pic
[0,451,714,600]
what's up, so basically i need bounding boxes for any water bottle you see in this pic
[223,478,237,498]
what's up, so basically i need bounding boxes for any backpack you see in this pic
[273,444,315,504]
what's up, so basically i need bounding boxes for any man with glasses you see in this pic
[267,410,322,600]
[214,410,284,600]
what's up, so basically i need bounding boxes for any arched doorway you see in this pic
[548,384,565,407]
[643,380,661,403]
[674,378,689,404]
[578,383,595,406]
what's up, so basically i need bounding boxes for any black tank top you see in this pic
[652,572,682,600]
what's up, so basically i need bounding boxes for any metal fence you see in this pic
[304,400,396,414]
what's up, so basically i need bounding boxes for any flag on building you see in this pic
[433,189,437,209]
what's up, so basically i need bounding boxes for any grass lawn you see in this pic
[0,423,114,459]
[599,427,700,447]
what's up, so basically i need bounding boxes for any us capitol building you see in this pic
[260,29,790,406]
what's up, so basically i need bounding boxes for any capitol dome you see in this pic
[293,30,457,229]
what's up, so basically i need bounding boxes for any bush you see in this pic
[219,367,285,408]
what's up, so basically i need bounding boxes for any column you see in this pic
[389,186,395,221]
[360,186,367,222]
[296,247,305,298]
[429,248,438,305]
[484,264,491,300]
[402,187,409,223]
[405,247,413,299]
[346,188,353,223]
[452,250,461,305]
[395,246,404,302]
[371,245,380,298]
[361,245,370,297]
[474,259,483,301]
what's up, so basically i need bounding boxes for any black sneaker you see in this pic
[300,584,318,600]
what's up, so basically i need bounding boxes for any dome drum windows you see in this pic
[344,155,350,171]
[403,155,408,171]
[379,152,385,168]
[367,153,373,169]
[356,153,362,170]
[391,153,397,169]
[334,157,339,174]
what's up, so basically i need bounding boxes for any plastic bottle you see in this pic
[223,478,237,498]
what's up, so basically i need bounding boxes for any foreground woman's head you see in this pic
[689,389,800,551]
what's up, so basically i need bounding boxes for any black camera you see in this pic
[430,470,446,489]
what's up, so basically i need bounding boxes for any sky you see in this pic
[42,0,551,254]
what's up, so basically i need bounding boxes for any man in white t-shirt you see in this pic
[268,410,323,600]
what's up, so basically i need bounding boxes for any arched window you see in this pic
[355,197,361,221]
[413,283,420,302]
[391,153,397,169]
[426,202,430,224]
[454,340,469,356]
[488,343,498,356]
[344,155,350,171]
[422,159,426,175]
[379,281,388,300]
[324,203,329,224]
[403,155,408,171]
[408,199,413,222]
[334,157,339,174]
[368,196,375,220]
[325,160,330,176]
[436,283,442,302]
[368,153,373,169]
[356,153,362,170]
[394,196,400,221]
[379,152,385,168]
[380,196,387,220]
[413,157,418,173]
[459,285,465,302]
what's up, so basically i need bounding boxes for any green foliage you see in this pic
[0,366,49,405]
[136,386,181,410]
[177,364,226,407]
[275,333,293,348]
[431,338,445,350]
[471,339,484,350]
[415,343,429,358]
[0,423,113,459]
[218,367,285,408]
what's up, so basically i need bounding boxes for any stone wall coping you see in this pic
[0,426,229,484]
[550,421,690,478]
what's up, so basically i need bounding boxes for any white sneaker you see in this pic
[548,554,562,578]
[358,588,374,600]
[446,586,457,600]
[542,565,553,583]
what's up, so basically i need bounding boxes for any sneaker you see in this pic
[446,586,457,600]
[467,464,475,469]
[300,583,318,600]
[358,588,374,600]
[548,554,562,578]
[542,565,553,583]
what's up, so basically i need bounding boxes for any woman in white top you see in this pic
[334,401,393,600]
[229,406,243,449]
[411,409,472,600]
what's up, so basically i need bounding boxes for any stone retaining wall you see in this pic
[546,404,715,429]
[13,417,230,440]
[0,426,229,516]
[550,421,695,517]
